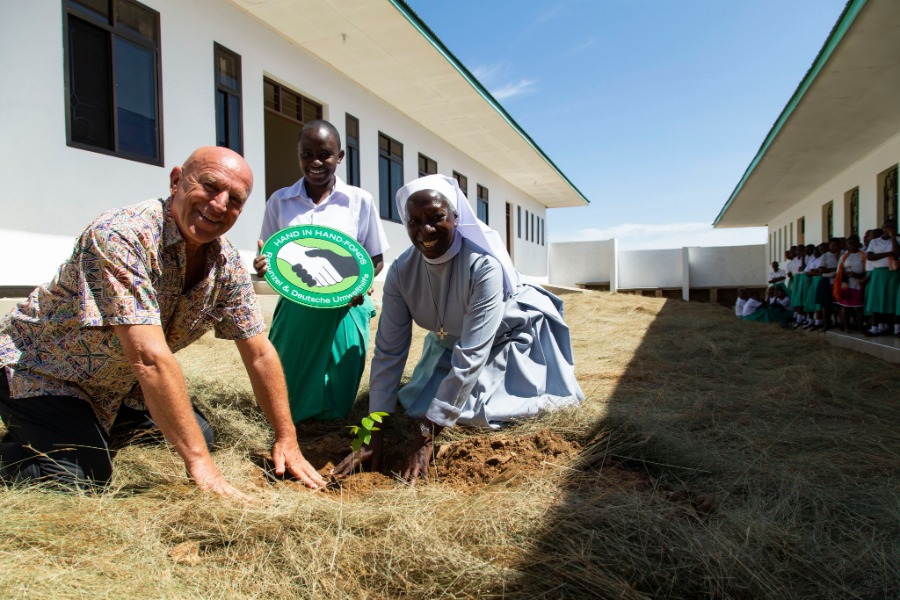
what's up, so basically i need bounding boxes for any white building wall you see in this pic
[766,130,900,256]
[0,0,551,287]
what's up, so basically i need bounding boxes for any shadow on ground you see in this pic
[497,298,900,599]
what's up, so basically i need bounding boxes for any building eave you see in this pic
[713,0,900,229]
[225,0,590,209]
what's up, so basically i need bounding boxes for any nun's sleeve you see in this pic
[368,264,413,414]
[425,256,504,427]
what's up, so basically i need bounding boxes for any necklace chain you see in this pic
[423,255,456,342]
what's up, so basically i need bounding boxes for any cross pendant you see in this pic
[437,326,446,342]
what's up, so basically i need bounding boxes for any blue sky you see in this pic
[403,0,848,249]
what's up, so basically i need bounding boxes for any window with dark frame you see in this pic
[214,43,242,154]
[263,77,322,126]
[379,133,404,222]
[881,165,898,222]
[540,218,544,246]
[849,187,859,237]
[346,114,360,187]
[824,201,834,241]
[418,153,437,177]
[517,206,521,238]
[476,184,489,224]
[64,0,162,164]
[452,171,468,199]
[531,212,535,242]
[525,210,530,241]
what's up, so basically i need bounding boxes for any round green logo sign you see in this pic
[261,225,374,308]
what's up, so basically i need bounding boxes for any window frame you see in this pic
[452,171,468,199]
[263,77,323,126]
[62,0,164,166]
[418,153,437,177]
[476,184,489,225]
[379,132,404,223]
[345,113,360,187]
[214,42,243,155]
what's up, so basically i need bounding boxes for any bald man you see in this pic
[0,147,325,497]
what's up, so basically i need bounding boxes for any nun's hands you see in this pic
[401,420,443,484]
[332,429,384,477]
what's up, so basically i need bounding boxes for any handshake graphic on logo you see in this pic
[278,243,359,287]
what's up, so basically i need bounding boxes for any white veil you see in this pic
[396,174,519,297]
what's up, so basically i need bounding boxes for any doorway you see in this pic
[263,77,323,199]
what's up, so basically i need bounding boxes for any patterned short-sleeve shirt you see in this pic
[0,198,264,431]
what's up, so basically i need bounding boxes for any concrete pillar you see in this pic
[611,237,619,293]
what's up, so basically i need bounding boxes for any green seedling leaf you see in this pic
[346,412,390,460]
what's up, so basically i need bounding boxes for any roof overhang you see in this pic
[714,0,900,228]
[225,0,590,209]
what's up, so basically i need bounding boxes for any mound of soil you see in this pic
[257,428,583,497]
[432,429,581,489]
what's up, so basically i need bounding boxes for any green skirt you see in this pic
[771,282,789,295]
[268,295,375,423]
[864,267,899,315]
[742,306,790,324]
[791,273,810,311]
[803,275,822,313]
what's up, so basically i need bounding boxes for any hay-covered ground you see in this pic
[1,291,897,599]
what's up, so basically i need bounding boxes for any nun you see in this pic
[335,175,583,482]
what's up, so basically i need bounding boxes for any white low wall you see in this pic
[548,240,767,298]
[617,248,684,289]
[548,239,617,288]
[688,245,767,287]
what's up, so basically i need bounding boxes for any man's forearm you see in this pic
[114,324,218,478]
[237,336,297,440]
[137,357,217,469]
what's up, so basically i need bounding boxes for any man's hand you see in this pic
[187,459,251,502]
[333,429,384,477]
[235,335,327,491]
[253,239,269,277]
[272,437,326,489]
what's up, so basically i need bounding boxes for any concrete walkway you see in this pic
[821,328,900,364]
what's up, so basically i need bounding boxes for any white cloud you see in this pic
[491,78,537,100]
[470,64,501,83]
[565,37,596,55]
[559,222,767,250]
[469,64,537,100]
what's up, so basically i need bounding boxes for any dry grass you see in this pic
[1,291,898,599]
